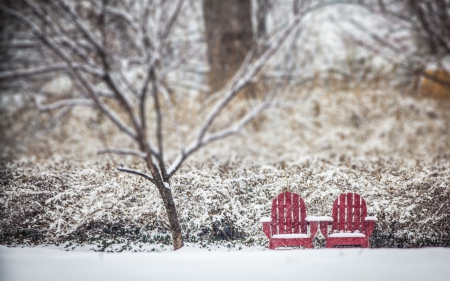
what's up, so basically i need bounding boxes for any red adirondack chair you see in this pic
[261,192,319,249]
[319,192,377,248]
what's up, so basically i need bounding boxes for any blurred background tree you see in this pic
[202,0,253,93]
[352,0,450,97]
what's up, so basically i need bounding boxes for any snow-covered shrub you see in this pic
[1,156,449,248]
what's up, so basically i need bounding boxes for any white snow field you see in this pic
[1,246,449,281]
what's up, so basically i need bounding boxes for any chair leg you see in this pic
[269,239,275,250]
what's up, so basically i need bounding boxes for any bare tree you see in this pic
[348,0,450,91]
[0,0,315,250]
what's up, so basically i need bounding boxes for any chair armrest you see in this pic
[364,217,377,237]
[260,217,272,239]
[260,217,272,223]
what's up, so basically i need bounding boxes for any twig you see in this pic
[117,167,156,185]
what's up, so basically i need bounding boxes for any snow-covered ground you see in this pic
[1,245,449,281]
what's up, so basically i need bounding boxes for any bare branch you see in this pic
[151,69,168,180]
[59,0,143,133]
[117,167,156,185]
[159,0,185,41]
[37,99,95,111]
[22,0,94,64]
[42,107,72,134]
[0,3,140,142]
[0,63,104,80]
[196,9,306,144]
[167,102,273,178]
[203,102,272,144]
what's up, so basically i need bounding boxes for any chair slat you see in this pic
[354,193,361,232]
[285,192,292,234]
[339,194,346,232]
[271,197,278,235]
[299,197,307,233]
[346,193,353,232]
[278,193,286,234]
[361,197,367,234]
[293,193,300,233]
[332,199,338,231]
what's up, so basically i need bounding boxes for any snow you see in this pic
[365,216,378,221]
[260,217,272,223]
[1,246,450,281]
[329,233,366,238]
[2,1,450,250]
[272,233,309,239]
[163,182,170,189]
[306,216,333,222]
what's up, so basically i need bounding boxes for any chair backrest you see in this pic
[331,192,367,233]
[271,192,307,235]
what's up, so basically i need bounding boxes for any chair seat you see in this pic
[272,233,310,239]
[328,232,365,238]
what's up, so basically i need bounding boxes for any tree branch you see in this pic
[167,102,273,178]
[117,167,156,185]
[0,63,103,80]
[159,0,185,42]
[37,98,95,111]
[196,8,306,144]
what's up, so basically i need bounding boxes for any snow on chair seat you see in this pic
[261,192,318,249]
[328,233,366,238]
[319,192,377,248]
[272,233,310,239]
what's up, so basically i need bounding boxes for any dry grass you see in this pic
[419,69,450,99]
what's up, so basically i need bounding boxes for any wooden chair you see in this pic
[319,192,377,248]
[260,192,319,249]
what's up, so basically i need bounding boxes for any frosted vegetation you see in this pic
[2,89,449,250]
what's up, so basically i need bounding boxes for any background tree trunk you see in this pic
[203,0,253,93]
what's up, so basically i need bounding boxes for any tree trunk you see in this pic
[202,0,253,93]
[158,184,184,250]
[256,0,269,42]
